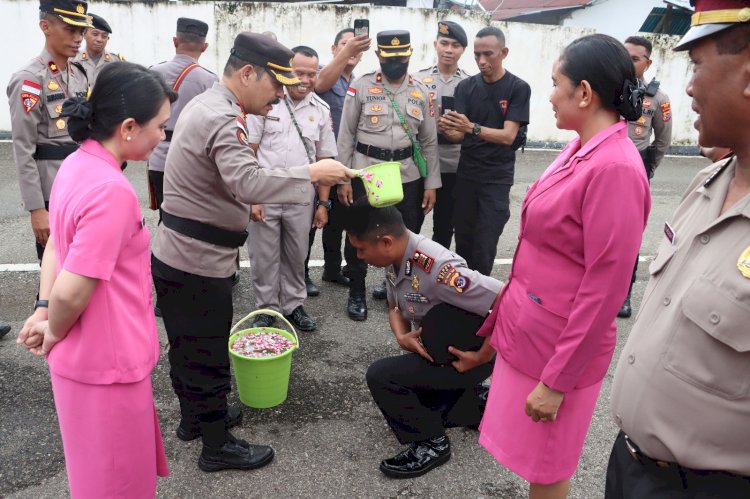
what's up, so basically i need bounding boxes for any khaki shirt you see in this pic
[247,89,338,169]
[628,82,672,168]
[414,65,470,174]
[337,71,441,190]
[148,54,218,172]
[610,156,750,475]
[73,50,124,86]
[6,49,89,211]
[386,231,502,326]
[152,83,313,278]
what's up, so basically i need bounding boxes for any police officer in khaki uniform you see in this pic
[607,2,750,496]
[338,30,440,321]
[618,35,674,318]
[343,200,500,478]
[151,32,354,472]
[415,21,470,249]
[246,46,337,332]
[7,0,91,260]
[73,13,124,85]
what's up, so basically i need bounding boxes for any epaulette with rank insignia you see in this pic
[411,250,434,273]
[704,155,734,187]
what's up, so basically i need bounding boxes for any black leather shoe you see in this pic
[232,271,241,287]
[176,406,244,442]
[322,271,351,286]
[252,313,276,328]
[305,275,320,297]
[617,292,632,318]
[380,435,451,479]
[286,306,316,332]
[0,321,11,338]
[372,280,387,300]
[347,294,367,321]
[198,435,274,472]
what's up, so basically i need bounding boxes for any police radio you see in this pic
[645,78,660,97]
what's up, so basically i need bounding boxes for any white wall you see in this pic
[0,1,697,145]
[562,0,663,42]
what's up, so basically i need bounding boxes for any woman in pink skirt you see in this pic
[17,62,176,498]
[449,34,652,498]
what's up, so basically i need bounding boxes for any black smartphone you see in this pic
[441,96,455,114]
[354,19,369,38]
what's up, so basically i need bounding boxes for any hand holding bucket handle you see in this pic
[230,309,299,349]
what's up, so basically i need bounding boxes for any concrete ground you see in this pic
[0,144,711,498]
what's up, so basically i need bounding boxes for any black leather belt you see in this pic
[33,144,79,160]
[161,210,248,248]
[164,130,174,142]
[356,142,411,161]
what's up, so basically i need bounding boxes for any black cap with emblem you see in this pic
[176,17,209,38]
[89,13,111,34]
[230,32,300,86]
[437,21,467,47]
[40,0,93,28]
[419,303,486,366]
[376,30,413,57]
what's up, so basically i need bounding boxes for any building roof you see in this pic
[479,0,593,20]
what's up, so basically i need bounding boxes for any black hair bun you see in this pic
[615,79,645,122]
[61,96,93,142]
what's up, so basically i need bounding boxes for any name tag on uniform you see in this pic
[664,222,675,245]
[265,116,280,121]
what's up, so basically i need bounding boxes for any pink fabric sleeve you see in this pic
[63,182,137,281]
[540,163,650,392]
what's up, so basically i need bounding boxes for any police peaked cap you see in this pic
[230,32,300,86]
[40,0,93,28]
[674,0,750,51]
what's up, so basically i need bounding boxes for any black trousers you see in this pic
[345,178,425,296]
[367,353,492,444]
[453,178,512,276]
[432,172,457,249]
[605,431,750,499]
[305,185,349,276]
[148,170,164,223]
[151,256,234,446]
[34,201,50,261]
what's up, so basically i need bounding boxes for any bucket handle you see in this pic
[230,309,299,348]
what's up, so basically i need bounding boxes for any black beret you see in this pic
[437,21,467,47]
[376,30,413,57]
[176,17,209,38]
[419,303,487,366]
[89,13,111,33]
[40,0,93,28]
[230,32,300,86]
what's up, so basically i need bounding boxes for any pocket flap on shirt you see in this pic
[682,276,750,352]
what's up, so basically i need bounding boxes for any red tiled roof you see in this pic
[479,0,593,20]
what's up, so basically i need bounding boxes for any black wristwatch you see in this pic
[316,199,332,210]
[471,123,481,137]
[34,299,49,310]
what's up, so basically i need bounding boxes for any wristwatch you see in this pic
[316,199,332,210]
[34,299,49,310]
[471,123,481,137]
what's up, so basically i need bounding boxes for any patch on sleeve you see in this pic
[236,117,249,146]
[411,250,434,273]
[660,102,671,122]
[20,80,41,113]
[346,87,356,97]
[436,263,471,294]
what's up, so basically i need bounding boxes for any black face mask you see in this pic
[381,60,409,81]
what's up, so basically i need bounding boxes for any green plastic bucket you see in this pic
[358,162,404,207]
[228,309,299,409]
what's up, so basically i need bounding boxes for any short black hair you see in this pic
[476,26,505,45]
[291,45,319,59]
[342,197,406,242]
[223,54,266,79]
[335,28,355,46]
[175,31,206,50]
[714,23,750,55]
[65,62,177,142]
[624,35,652,58]
[559,34,637,118]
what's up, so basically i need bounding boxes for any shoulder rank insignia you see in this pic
[436,263,471,294]
[411,250,434,273]
[409,90,423,99]
[422,76,433,83]
[20,80,41,113]
[738,246,750,279]
[48,61,59,74]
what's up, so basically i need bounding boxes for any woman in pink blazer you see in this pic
[450,34,651,498]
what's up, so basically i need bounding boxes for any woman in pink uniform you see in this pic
[449,34,651,498]
[17,62,176,498]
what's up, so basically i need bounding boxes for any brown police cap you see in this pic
[230,32,300,86]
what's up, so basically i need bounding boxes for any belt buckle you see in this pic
[623,435,642,463]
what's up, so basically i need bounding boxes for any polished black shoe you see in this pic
[198,434,274,472]
[252,313,276,328]
[232,271,241,287]
[617,292,632,318]
[285,305,316,332]
[347,294,367,321]
[305,275,320,297]
[321,271,351,287]
[372,280,387,300]
[0,321,11,338]
[380,435,451,479]
[177,406,244,442]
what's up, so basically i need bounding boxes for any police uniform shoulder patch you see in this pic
[660,101,671,122]
[411,250,434,273]
[436,263,471,294]
[409,90,424,99]
[20,79,41,113]
[236,116,249,146]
